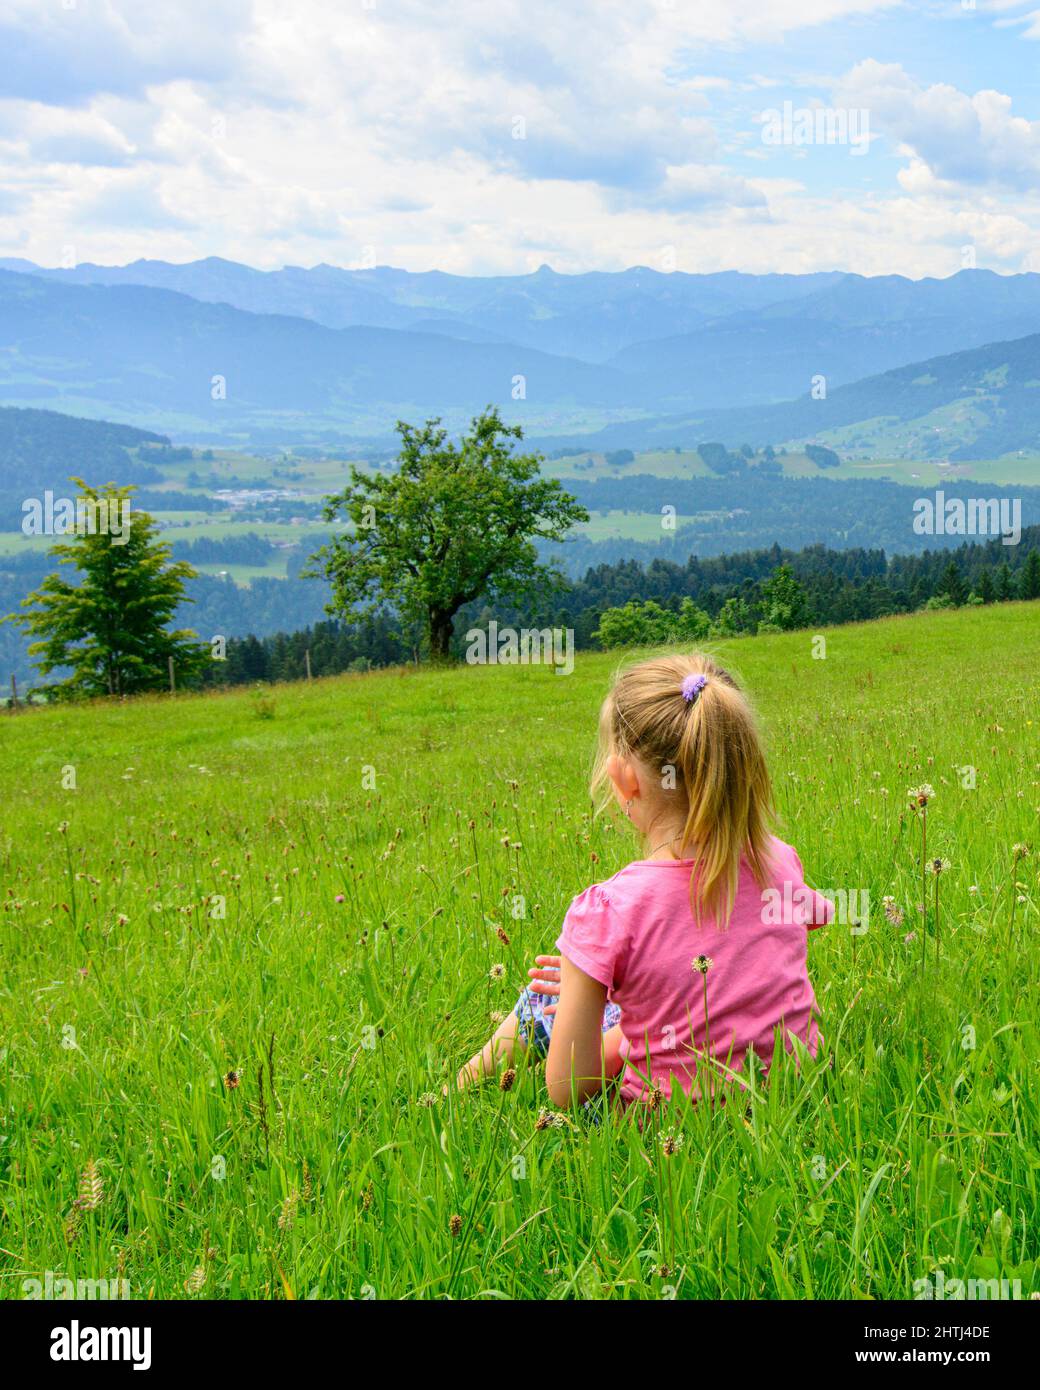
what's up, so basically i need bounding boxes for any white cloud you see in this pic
[0,0,1036,278]
[0,0,252,103]
[0,100,140,168]
[834,60,1040,192]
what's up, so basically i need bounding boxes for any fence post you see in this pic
[305,649,312,681]
[9,674,17,710]
[168,656,175,694]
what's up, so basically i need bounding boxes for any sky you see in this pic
[2,0,1040,277]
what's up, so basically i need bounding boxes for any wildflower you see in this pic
[907,784,935,808]
[184,1266,207,1295]
[903,931,916,944]
[659,1131,684,1156]
[929,858,951,876]
[488,963,506,981]
[76,1160,103,1212]
[499,1068,516,1092]
[58,821,69,835]
[496,926,511,946]
[415,1091,437,1108]
[535,1107,567,1130]
[645,1084,664,1112]
[223,1070,241,1090]
[448,1213,463,1237]
[488,1010,505,1025]
[882,896,904,927]
[692,955,713,974]
[1012,843,1030,862]
[116,913,129,927]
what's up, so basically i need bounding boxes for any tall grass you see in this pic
[1,602,1038,1299]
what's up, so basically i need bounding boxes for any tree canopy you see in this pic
[8,479,208,698]
[309,408,588,659]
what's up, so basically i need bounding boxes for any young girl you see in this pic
[456,652,832,1109]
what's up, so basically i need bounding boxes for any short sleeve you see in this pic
[555,883,626,990]
[789,846,833,929]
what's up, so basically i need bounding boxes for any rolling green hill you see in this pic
[0,406,170,526]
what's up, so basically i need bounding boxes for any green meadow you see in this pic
[1,601,1039,1299]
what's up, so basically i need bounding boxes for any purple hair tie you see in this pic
[681,673,708,703]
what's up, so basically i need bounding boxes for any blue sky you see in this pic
[1,0,1039,277]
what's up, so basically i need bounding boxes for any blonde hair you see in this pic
[591,652,775,925]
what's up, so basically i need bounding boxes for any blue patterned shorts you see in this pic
[514,987,622,1058]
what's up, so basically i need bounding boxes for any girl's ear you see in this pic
[606,753,640,804]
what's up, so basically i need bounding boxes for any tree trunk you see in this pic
[428,608,454,662]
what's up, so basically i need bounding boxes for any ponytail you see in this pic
[592,653,775,925]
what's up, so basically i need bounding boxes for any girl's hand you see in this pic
[528,954,561,1015]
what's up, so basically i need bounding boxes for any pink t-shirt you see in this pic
[556,836,831,1106]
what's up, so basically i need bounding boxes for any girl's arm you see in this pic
[545,954,611,1108]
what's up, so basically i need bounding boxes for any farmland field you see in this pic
[1,601,1039,1300]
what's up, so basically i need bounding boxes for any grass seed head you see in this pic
[76,1159,103,1212]
[536,1108,567,1130]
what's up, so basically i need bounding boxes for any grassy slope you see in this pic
[1,603,1038,1299]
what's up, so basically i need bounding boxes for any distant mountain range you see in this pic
[0,268,631,439]
[537,331,1040,461]
[1,258,1040,454]
[0,256,845,362]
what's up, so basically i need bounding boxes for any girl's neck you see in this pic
[640,824,690,861]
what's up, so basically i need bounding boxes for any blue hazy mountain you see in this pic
[608,269,1040,407]
[2,259,1040,445]
[534,329,1040,461]
[0,256,844,362]
[0,269,634,438]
